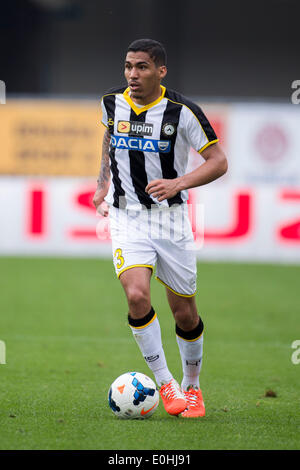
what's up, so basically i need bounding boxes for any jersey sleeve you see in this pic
[184,104,218,153]
[100,98,108,128]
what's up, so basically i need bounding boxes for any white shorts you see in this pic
[109,204,197,297]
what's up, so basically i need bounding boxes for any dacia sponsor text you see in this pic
[111,135,171,153]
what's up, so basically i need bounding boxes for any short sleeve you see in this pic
[100,98,108,128]
[183,104,218,153]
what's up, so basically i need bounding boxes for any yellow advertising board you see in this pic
[0,99,104,176]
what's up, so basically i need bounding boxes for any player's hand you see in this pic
[96,201,109,217]
[93,189,109,217]
[145,178,181,202]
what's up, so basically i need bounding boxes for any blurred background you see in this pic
[0,0,300,262]
[1,0,299,98]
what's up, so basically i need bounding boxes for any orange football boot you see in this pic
[159,379,187,416]
[181,388,205,418]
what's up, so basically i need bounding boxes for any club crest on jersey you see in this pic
[111,135,171,153]
[162,122,176,137]
[117,120,153,136]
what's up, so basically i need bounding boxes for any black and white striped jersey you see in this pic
[100,85,218,210]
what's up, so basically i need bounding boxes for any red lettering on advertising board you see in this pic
[27,185,252,244]
[27,187,46,237]
[278,190,300,242]
[69,187,110,241]
[188,190,252,242]
[69,189,98,239]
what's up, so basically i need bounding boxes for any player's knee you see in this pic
[125,285,150,316]
[172,303,198,330]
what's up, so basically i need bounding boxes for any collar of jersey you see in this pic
[123,85,166,115]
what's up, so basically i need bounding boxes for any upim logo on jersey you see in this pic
[111,135,171,153]
[117,120,153,136]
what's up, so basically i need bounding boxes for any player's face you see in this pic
[124,51,167,104]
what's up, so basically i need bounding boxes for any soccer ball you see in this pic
[108,372,159,419]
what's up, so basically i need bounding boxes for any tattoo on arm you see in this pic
[97,129,111,189]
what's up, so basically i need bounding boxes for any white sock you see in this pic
[128,307,173,387]
[176,318,204,391]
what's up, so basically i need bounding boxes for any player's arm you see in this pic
[92,128,111,216]
[146,142,227,202]
[177,141,228,190]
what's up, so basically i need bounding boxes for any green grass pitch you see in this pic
[0,256,299,450]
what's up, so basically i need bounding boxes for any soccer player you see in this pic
[93,39,227,418]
